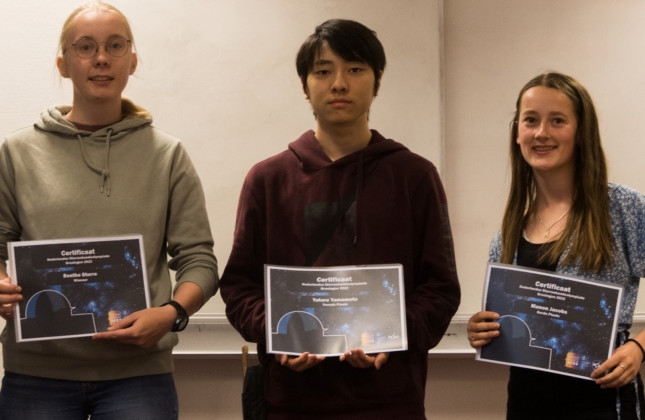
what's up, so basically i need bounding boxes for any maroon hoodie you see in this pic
[221,130,460,419]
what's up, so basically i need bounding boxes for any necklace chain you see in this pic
[536,209,570,240]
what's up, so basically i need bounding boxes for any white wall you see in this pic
[172,356,511,420]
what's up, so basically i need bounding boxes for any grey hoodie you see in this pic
[0,103,218,380]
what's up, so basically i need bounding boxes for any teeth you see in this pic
[91,76,111,81]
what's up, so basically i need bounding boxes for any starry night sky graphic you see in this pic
[13,237,148,337]
[481,264,621,378]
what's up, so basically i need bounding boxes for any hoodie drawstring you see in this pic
[354,152,364,245]
[77,128,112,196]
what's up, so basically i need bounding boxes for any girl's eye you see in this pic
[77,41,94,52]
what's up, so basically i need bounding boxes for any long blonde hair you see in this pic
[501,72,613,272]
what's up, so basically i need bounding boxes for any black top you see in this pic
[516,235,557,272]
[507,236,618,419]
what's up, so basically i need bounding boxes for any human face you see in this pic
[57,11,137,108]
[516,86,577,176]
[305,43,380,130]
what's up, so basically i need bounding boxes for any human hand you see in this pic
[591,340,643,388]
[0,277,22,320]
[340,349,389,370]
[467,311,500,349]
[275,352,325,372]
[92,306,176,348]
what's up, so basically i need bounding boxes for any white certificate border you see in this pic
[265,263,407,357]
[8,234,150,342]
[476,262,623,381]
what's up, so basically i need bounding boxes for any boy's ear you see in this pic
[301,77,309,100]
[374,70,383,96]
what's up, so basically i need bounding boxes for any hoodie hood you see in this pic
[289,129,408,248]
[35,103,152,140]
[34,102,152,196]
[288,129,408,171]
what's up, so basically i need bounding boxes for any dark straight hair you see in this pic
[296,19,386,95]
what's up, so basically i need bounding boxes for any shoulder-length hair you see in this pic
[501,72,613,272]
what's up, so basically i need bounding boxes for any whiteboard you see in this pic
[0,0,442,315]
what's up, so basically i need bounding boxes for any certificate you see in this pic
[265,264,407,356]
[477,262,623,380]
[8,235,150,342]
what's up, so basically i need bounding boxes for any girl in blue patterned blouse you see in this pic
[468,72,645,419]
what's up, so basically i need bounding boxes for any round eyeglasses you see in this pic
[68,36,132,59]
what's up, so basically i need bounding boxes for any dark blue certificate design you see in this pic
[9,235,149,342]
[477,262,622,380]
[265,264,407,356]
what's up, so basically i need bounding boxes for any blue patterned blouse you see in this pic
[489,183,645,328]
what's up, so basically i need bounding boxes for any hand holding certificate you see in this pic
[265,264,407,357]
[476,263,623,380]
[8,235,150,342]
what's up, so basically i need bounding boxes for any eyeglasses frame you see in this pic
[66,36,133,59]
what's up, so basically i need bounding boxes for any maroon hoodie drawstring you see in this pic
[354,152,364,245]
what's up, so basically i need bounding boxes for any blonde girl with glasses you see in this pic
[0,2,218,418]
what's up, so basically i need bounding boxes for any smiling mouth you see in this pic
[534,146,557,151]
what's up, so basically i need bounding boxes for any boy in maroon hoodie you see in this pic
[220,19,460,419]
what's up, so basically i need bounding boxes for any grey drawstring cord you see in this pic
[77,128,113,196]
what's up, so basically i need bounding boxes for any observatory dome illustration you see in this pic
[21,290,96,340]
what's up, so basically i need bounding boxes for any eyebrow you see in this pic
[521,109,568,115]
[312,59,333,66]
[75,34,127,41]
